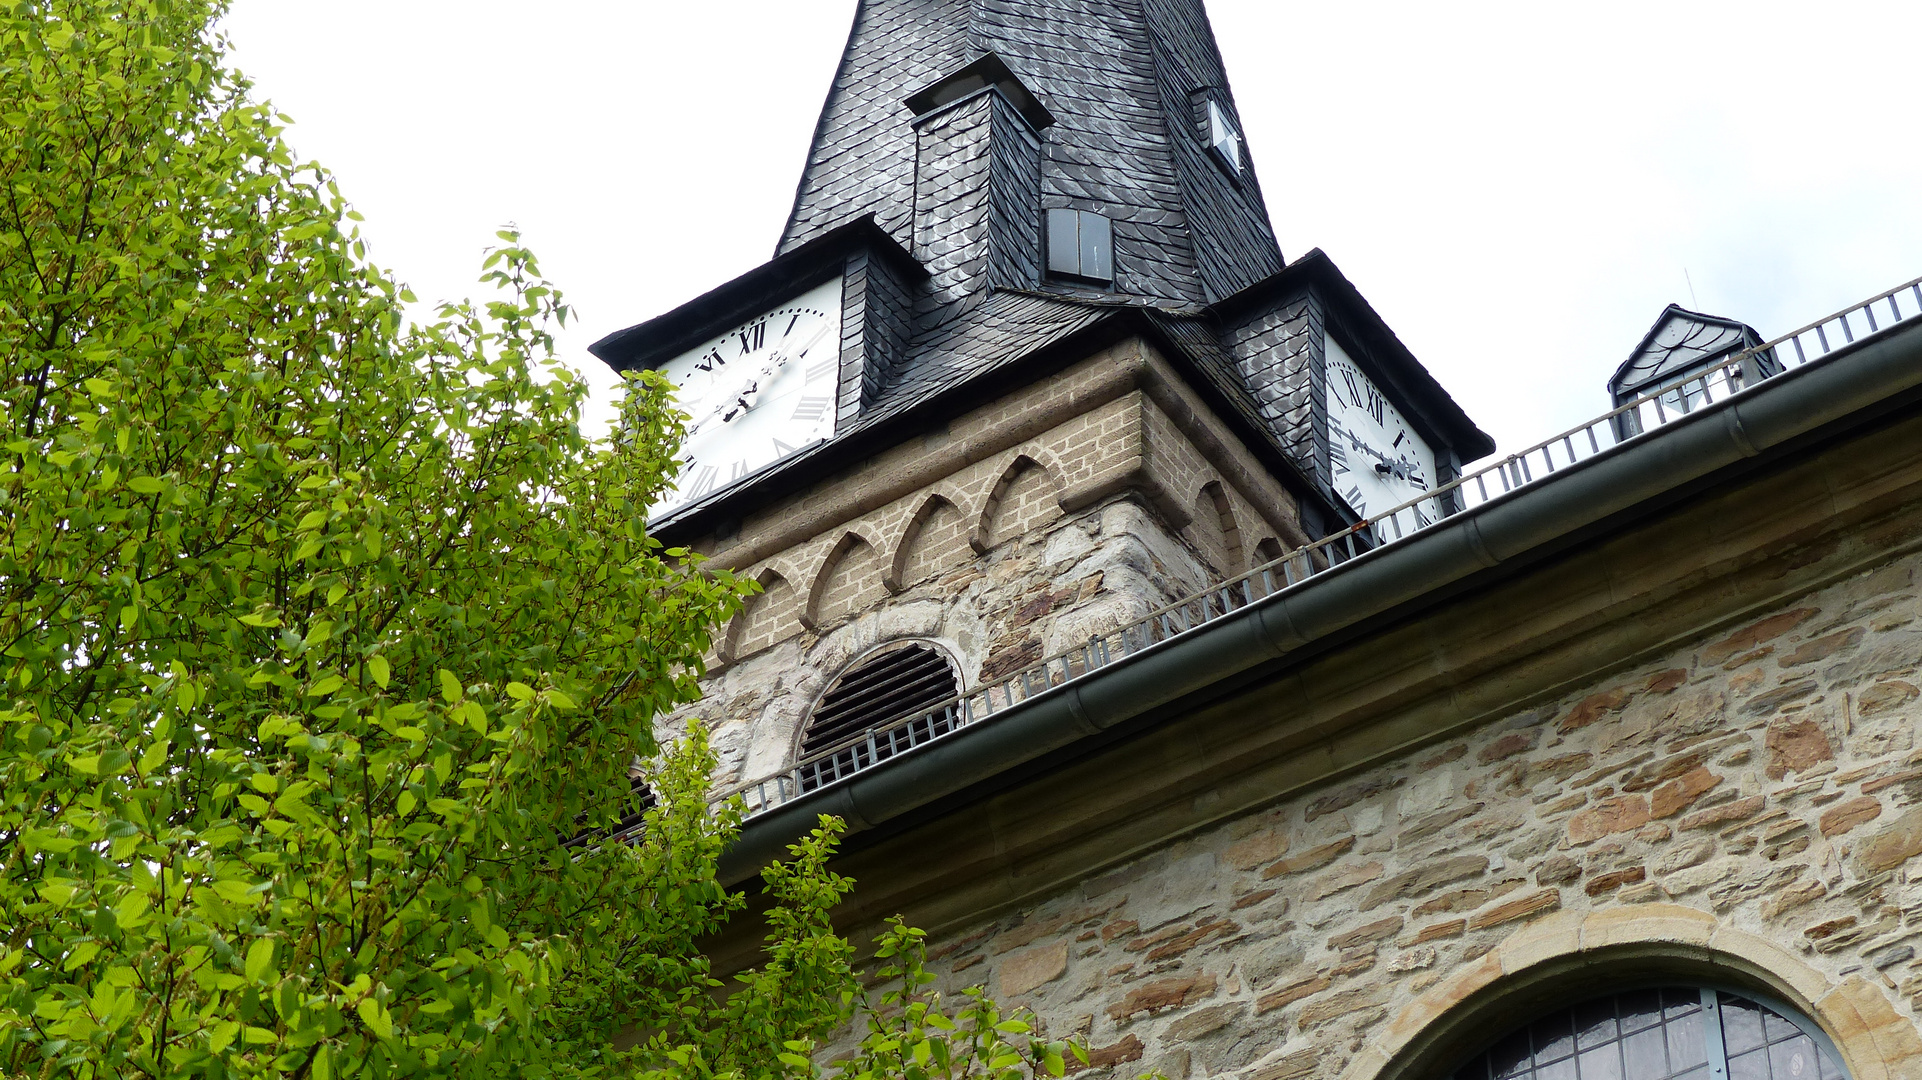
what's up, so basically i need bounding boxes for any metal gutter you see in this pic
[718,315,1922,883]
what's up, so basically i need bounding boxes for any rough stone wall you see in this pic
[864,553,1922,1079]
[670,342,1308,793]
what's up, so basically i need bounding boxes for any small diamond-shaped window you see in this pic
[1207,100,1242,175]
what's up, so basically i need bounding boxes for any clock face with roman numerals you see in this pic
[1325,336,1438,520]
[651,276,843,520]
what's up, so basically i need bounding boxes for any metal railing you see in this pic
[712,274,1922,820]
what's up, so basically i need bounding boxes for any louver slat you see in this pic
[799,645,958,791]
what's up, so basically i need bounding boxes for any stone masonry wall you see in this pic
[858,551,1922,1078]
[669,341,1312,793]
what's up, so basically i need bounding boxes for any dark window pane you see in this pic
[1727,1047,1771,1080]
[1770,1037,1818,1079]
[1622,1025,1667,1078]
[1819,1048,1847,1080]
[1045,209,1079,277]
[1455,1057,1491,1080]
[1575,999,1620,1050]
[1721,999,1767,1055]
[1493,1028,1534,1078]
[1534,1011,1576,1065]
[1663,988,1703,1021]
[1619,990,1663,1033]
[1077,211,1112,281]
[1666,1010,1708,1070]
[1577,1045,1624,1080]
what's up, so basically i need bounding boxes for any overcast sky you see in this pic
[221,1,1922,462]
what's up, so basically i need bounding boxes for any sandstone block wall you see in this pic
[868,551,1922,1079]
[670,341,1317,791]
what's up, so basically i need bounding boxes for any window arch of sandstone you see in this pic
[971,450,1065,554]
[1346,904,1920,1080]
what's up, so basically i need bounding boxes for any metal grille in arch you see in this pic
[1450,988,1846,1080]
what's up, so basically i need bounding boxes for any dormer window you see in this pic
[1206,99,1243,175]
[798,643,961,791]
[1046,208,1114,284]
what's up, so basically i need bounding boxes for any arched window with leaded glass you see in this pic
[1449,986,1848,1080]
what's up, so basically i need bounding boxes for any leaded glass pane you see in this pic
[1445,988,1849,1080]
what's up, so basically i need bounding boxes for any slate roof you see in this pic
[1611,304,1777,402]
[591,0,1492,541]
[779,0,1284,308]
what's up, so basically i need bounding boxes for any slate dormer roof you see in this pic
[779,0,1285,308]
[1611,304,1778,404]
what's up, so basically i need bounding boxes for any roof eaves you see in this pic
[1210,249,1496,462]
[587,214,924,373]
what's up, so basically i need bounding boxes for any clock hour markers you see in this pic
[736,319,767,355]
[1324,337,1437,519]
[685,464,719,499]
[648,277,844,521]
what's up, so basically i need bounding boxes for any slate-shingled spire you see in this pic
[779,0,1284,310]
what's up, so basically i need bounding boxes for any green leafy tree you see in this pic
[0,0,859,1075]
[795,921,1088,1080]
[1,3,1115,1078]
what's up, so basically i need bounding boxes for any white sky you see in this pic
[222,1,1922,462]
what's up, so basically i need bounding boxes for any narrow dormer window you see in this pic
[1046,208,1113,284]
[1207,99,1243,175]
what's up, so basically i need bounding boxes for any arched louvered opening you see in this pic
[1449,986,1848,1080]
[798,644,960,792]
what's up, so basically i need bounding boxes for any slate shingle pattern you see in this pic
[781,0,1281,308]
[599,0,1488,537]
[765,0,1317,475]
[1224,292,1323,484]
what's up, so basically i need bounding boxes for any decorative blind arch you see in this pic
[798,643,960,792]
[1449,986,1847,1080]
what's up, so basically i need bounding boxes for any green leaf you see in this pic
[63,941,101,971]
[438,668,463,703]
[357,997,393,1041]
[367,654,391,688]
[127,476,165,494]
[208,1020,240,1055]
[245,937,274,983]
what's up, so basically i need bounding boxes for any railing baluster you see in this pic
[719,274,1922,821]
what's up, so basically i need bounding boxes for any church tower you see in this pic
[591,0,1490,797]
[595,3,1922,1078]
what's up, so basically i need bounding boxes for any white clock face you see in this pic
[651,276,844,519]
[1325,336,1437,520]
